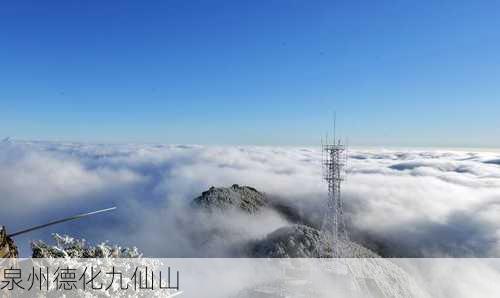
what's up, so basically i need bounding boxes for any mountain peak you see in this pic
[192,184,269,213]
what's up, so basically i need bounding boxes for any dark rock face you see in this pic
[0,226,18,258]
[192,184,269,213]
[249,224,378,258]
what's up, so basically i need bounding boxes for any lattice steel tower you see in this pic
[320,120,348,256]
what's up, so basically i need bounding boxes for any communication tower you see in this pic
[320,116,348,256]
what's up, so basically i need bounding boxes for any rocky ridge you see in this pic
[192,184,269,213]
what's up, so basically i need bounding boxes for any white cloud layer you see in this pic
[1,140,499,257]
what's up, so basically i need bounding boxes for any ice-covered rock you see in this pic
[249,224,379,258]
[32,233,142,258]
[192,184,269,213]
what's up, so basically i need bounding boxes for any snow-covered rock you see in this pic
[32,233,142,258]
[249,224,379,258]
[192,184,269,213]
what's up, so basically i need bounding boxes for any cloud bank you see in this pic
[1,140,499,257]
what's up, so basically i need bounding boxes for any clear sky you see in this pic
[1,0,499,147]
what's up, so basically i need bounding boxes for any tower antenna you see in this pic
[319,111,348,257]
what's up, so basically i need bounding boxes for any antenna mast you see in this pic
[320,112,348,256]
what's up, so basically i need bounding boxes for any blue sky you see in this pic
[1,0,499,147]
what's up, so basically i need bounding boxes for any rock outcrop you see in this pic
[192,184,269,213]
[249,224,378,258]
[0,226,18,258]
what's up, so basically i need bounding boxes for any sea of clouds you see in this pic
[1,140,499,258]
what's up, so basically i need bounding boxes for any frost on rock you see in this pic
[249,224,379,258]
[32,233,142,258]
[192,184,269,213]
[26,236,180,297]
